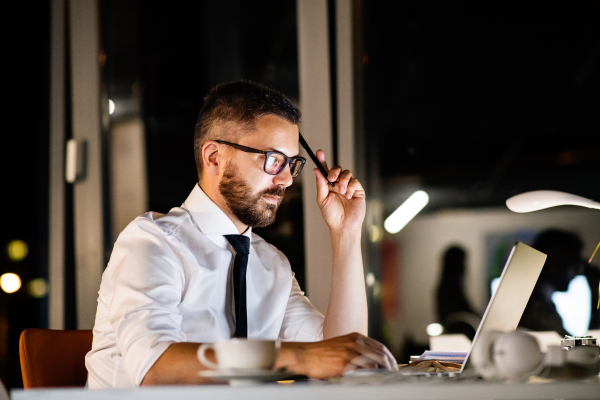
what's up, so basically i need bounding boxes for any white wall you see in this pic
[386,206,600,348]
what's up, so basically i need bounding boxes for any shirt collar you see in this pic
[182,184,253,242]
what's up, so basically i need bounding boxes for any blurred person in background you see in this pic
[519,229,582,336]
[435,246,480,340]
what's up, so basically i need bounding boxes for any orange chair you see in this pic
[19,328,93,388]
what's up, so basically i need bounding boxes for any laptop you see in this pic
[347,242,547,379]
[457,241,547,376]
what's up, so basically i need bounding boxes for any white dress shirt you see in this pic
[85,185,324,388]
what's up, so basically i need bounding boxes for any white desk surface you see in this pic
[11,379,600,400]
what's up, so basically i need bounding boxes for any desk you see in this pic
[11,379,600,400]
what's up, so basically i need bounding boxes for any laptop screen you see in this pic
[461,242,547,372]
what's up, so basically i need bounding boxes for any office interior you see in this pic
[2,0,600,391]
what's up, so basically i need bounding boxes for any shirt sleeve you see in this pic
[106,218,187,386]
[278,274,324,342]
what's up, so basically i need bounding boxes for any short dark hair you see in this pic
[533,229,583,256]
[193,80,301,179]
[533,229,583,285]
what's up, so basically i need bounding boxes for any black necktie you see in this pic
[224,234,250,338]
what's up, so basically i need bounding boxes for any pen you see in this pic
[299,132,335,187]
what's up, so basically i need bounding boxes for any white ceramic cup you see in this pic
[197,339,280,371]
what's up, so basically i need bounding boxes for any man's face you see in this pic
[217,114,299,228]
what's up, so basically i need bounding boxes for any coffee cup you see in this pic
[197,339,280,371]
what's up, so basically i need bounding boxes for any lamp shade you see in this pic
[506,190,600,213]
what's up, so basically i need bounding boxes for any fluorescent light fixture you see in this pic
[384,190,429,234]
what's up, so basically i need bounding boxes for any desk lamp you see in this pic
[506,190,600,306]
[506,190,600,213]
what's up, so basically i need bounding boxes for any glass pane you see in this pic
[2,2,51,390]
[101,0,304,287]
[362,2,600,362]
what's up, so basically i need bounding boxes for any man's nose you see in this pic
[273,163,293,187]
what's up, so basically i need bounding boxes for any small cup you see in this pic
[198,339,280,371]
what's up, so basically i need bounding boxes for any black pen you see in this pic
[299,132,335,187]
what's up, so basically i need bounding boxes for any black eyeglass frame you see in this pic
[215,140,307,178]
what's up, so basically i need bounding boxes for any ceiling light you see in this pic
[384,190,429,234]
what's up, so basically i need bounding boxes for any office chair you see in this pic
[19,328,92,388]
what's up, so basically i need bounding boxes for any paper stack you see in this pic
[411,351,467,364]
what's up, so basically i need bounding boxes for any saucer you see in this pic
[198,369,294,386]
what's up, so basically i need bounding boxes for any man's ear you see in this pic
[202,141,221,176]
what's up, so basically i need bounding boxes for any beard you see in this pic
[218,162,285,228]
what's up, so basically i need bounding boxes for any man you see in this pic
[86,81,397,388]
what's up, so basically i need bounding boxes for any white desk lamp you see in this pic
[506,190,600,213]
[507,190,600,311]
[506,190,600,267]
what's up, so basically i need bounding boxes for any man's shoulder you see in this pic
[250,232,289,261]
[250,231,272,249]
[120,207,192,240]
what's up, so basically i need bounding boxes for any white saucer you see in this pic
[198,369,294,386]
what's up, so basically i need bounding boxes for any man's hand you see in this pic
[312,150,368,338]
[275,333,398,380]
[314,150,366,233]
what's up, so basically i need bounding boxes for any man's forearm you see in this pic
[141,343,216,386]
[323,229,368,339]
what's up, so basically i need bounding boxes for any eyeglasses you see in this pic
[215,140,306,178]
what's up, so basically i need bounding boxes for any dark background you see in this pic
[2,1,51,390]
[362,2,600,212]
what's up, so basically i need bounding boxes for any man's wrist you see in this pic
[274,342,307,374]
[329,227,362,243]
[329,228,362,248]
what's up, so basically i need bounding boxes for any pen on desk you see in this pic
[299,132,335,187]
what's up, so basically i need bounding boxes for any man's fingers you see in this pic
[335,170,352,194]
[349,342,393,370]
[313,150,366,201]
[325,168,365,199]
[314,169,332,203]
[365,340,398,371]
[342,361,359,374]
[314,149,334,203]
[345,355,379,372]
[327,166,343,184]
[357,336,398,371]
[345,178,364,200]
[359,350,392,370]
[315,149,329,172]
